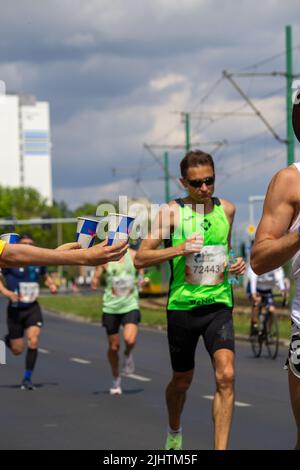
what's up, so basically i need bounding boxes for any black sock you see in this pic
[25,348,38,372]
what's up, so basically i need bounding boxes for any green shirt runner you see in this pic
[102,251,139,314]
[167,198,233,310]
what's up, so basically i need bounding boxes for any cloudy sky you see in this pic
[0,0,300,240]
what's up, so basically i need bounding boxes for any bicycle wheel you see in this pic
[265,314,279,359]
[250,327,262,358]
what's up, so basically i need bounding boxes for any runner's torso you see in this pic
[103,251,139,314]
[289,162,300,328]
[166,197,233,310]
[2,266,46,309]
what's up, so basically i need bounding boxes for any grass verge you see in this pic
[39,295,291,339]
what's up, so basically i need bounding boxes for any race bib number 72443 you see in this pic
[185,245,226,286]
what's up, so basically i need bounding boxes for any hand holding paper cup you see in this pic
[97,213,135,246]
[0,233,20,244]
[76,217,99,248]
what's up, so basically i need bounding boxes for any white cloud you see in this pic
[0,62,38,93]
[150,73,187,91]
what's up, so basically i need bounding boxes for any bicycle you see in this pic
[250,292,285,359]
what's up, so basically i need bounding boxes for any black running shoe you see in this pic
[20,379,35,391]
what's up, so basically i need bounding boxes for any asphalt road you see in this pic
[0,297,296,450]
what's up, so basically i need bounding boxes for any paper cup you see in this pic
[76,217,99,248]
[100,213,135,246]
[0,233,20,244]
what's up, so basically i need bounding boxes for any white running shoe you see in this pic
[109,377,122,395]
[122,353,135,375]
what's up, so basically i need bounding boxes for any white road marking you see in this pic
[122,373,151,382]
[38,348,49,354]
[70,357,91,365]
[203,395,252,407]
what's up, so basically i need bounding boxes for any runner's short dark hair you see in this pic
[180,150,215,178]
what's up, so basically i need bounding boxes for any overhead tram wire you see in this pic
[194,85,286,137]
[148,77,225,151]
[143,144,183,192]
[236,44,300,72]
[190,46,300,140]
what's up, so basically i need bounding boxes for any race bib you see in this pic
[185,245,226,286]
[112,275,135,297]
[19,282,40,303]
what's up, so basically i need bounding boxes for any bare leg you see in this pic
[26,326,40,350]
[10,338,24,356]
[212,349,235,450]
[166,370,194,431]
[107,334,120,379]
[123,323,138,357]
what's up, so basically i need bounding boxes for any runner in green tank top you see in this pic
[135,150,245,450]
[92,249,145,395]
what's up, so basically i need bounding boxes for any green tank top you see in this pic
[102,251,139,314]
[167,198,233,310]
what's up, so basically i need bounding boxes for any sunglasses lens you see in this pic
[188,177,214,187]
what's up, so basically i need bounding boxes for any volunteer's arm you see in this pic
[0,240,128,268]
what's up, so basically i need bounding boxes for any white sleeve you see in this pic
[248,266,258,294]
[274,267,285,291]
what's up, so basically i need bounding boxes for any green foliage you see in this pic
[0,186,114,249]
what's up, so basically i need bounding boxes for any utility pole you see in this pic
[164,151,170,203]
[183,113,190,152]
[286,25,295,165]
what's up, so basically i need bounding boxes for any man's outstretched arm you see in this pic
[0,240,128,268]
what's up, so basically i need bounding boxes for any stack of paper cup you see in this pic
[76,217,99,248]
[0,233,20,244]
[97,213,135,246]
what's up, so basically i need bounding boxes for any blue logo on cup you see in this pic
[0,233,20,244]
[107,214,135,246]
[76,217,99,248]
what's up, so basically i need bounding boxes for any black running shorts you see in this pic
[102,309,141,336]
[286,322,300,379]
[7,302,44,340]
[167,303,234,372]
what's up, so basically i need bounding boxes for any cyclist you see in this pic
[247,265,287,337]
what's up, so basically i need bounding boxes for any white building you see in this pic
[0,94,53,204]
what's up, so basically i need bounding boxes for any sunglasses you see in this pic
[187,176,215,188]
